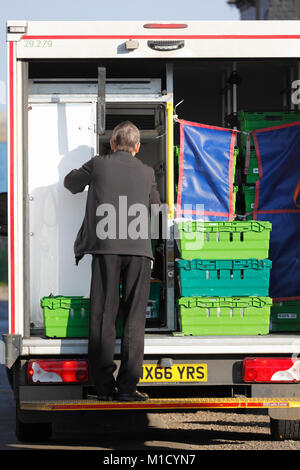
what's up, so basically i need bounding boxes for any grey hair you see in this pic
[111,121,140,153]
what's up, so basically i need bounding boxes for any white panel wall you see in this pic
[28,102,96,328]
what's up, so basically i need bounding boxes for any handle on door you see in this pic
[97,67,106,136]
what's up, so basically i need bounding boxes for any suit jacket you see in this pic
[64,150,161,265]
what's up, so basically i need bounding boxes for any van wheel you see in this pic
[270,418,300,440]
[16,416,52,442]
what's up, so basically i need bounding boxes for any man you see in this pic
[64,121,161,402]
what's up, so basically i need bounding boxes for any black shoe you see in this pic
[97,394,114,401]
[115,390,149,402]
[88,388,117,401]
[87,392,113,401]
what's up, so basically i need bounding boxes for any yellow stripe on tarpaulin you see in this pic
[20,397,300,412]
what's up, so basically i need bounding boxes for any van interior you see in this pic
[26,58,300,337]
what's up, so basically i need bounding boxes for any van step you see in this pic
[19,397,300,411]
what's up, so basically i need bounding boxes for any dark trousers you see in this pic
[88,254,151,395]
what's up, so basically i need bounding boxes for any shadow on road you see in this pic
[3,411,273,451]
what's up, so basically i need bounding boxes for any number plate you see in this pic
[140,363,207,383]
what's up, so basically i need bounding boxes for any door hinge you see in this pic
[2,334,22,368]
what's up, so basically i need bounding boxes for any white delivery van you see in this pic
[4,20,300,442]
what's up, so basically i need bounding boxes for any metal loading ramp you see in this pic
[20,397,300,411]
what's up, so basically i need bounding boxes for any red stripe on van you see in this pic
[21,35,300,40]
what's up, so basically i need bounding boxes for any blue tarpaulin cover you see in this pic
[0,142,7,194]
[176,119,237,221]
[253,122,300,301]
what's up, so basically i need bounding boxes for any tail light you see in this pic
[243,357,300,383]
[27,360,89,384]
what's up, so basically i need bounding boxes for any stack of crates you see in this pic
[175,220,273,335]
[238,111,300,219]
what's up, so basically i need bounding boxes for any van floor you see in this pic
[23,333,300,356]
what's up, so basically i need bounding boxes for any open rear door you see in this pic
[27,99,97,332]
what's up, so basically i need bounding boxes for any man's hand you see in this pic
[64,157,94,194]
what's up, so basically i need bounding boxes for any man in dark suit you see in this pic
[64,121,161,402]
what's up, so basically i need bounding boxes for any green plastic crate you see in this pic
[176,221,272,260]
[42,283,161,339]
[119,280,162,319]
[246,157,259,184]
[242,148,259,184]
[177,259,272,297]
[239,110,300,134]
[243,184,256,213]
[42,295,124,339]
[41,295,90,338]
[177,296,272,336]
[270,300,300,332]
[148,280,162,319]
[117,280,163,335]
[239,110,300,150]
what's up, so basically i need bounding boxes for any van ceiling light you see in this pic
[7,25,27,33]
[143,23,188,29]
[147,40,185,51]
